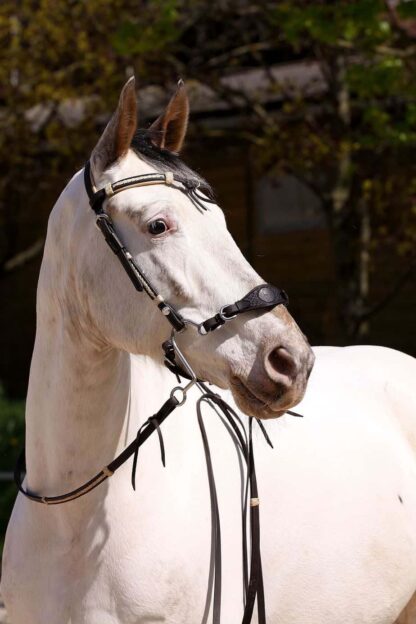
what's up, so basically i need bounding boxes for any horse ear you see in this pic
[91,76,137,176]
[149,80,189,153]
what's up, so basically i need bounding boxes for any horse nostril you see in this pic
[266,347,297,382]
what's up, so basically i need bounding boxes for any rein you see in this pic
[15,160,299,623]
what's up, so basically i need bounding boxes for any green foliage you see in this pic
[397,1,416,18]
[0,386,25,552]
[112,1,181,56]
[272,1,391,47]
[0,0,414,337]
[0,1,414,295]
[0,0,184,277]
[257,1,416,305]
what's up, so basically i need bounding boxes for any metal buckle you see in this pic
[170,386,187,406]
[95,212,112,231]
[167,333,198,404]
[218,306,237,323]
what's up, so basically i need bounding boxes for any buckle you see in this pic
[218,305,237,322]
[95,212,112,230]
[170,386,187,406]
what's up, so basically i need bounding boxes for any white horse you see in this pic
[2,78,416,624]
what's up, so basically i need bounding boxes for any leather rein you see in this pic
[15,160,298,624]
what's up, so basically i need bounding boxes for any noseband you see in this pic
[15,159,296,624]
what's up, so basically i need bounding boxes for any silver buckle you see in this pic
[218,305,237,323]
[95,212,112,230]
[167,333,197,405]
[170,386,188,406]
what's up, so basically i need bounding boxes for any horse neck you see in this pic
[23,170,178,503]
[24,297,172,500]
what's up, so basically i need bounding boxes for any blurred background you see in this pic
[0,0,415,550]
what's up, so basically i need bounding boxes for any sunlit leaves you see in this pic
[112,0,181,56]
[0,387,25,550]
[270,1,391,48]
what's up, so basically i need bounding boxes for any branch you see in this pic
[2,238,44,273]
[204,77,279,130]
[206,42,273,68]
[385,0,416,39]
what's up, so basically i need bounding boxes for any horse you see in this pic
[1,77,416,624]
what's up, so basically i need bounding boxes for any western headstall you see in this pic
[15,159,299,624]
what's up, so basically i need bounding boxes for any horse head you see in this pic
[54,77,314,419]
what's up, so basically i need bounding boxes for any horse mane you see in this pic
[131,129,215,200]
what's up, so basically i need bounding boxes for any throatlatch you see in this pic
[15,160,296,624]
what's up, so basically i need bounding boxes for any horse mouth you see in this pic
[230,376,286,420]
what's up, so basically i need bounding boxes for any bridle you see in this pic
[15,158,298,624]
[84,160,289,336]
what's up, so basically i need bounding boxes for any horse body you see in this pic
[2,78,416,623]
[257,345,416,624]
[3,343,416,623]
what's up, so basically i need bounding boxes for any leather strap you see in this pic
[200,285,288,334]
[197,399,222,623]
[197,385,269,624]
[84,163,186,332]
[85,163,288,337]
[15,381,272,624]
[14,396,179,505]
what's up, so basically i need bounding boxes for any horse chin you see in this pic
[230,377,287,420]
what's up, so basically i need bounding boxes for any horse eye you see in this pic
[148,219,168,236]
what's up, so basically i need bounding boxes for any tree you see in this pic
[256,0,416,339]
[0,0,183,273]
[0,0,415,344]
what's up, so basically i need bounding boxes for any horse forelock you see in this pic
[130,129,215,201]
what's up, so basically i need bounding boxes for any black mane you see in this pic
[131,129,214,200]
